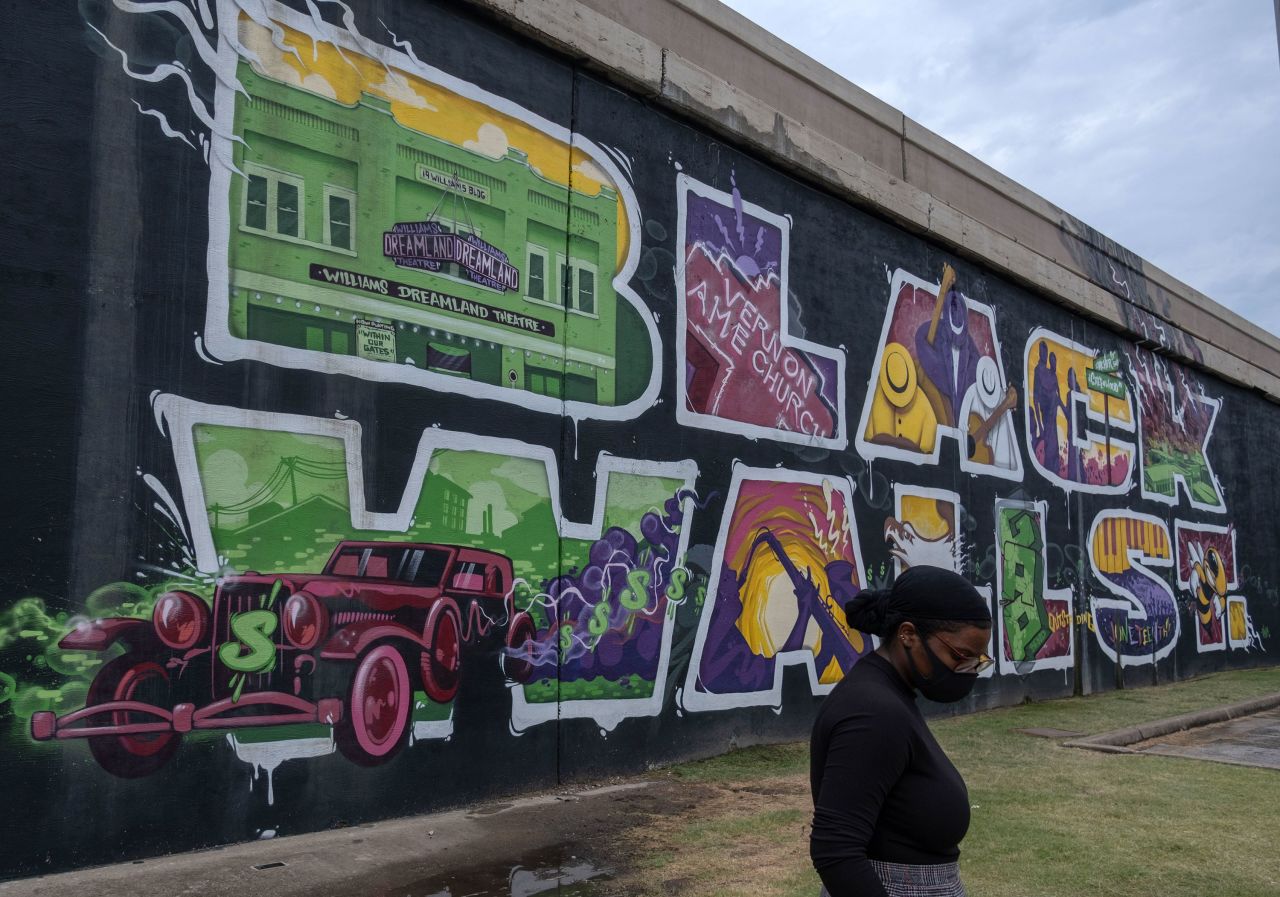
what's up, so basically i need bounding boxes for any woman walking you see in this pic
[810,565,993,896]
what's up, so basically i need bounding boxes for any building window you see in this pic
[526,244,548,302]
[276,181,300,237]
[246,175,268,230]
[555,256,599,316]
[576,267,596,315]
[241,164,306,241]
[434,216,480,238]
[324,186,356,251]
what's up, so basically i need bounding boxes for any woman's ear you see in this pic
[897,621,919,648]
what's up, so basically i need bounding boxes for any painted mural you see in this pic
[1174,521,1262,653]
[1088,511,1179,665]
[885,486,962,575]
[1024,328,1136,493]
[4,0,1279,880]
[857,266,1023,479]
[682,469,868,711]
[994,500,1073,674]
[1127,347,1225,512]
[206,1,661,419]
[883,486,997,680]
[676,174,845,447]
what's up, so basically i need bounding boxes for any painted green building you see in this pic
[227,64,621,405]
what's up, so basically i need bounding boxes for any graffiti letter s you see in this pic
[217,610,279,674]
[620,568,652,611]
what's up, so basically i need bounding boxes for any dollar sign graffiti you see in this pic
[694,583,707,609]
[559,624,575,654]
[588,600,611,637]
[620,568,652,611]
[664,567,689,604]
[217,610,278,674]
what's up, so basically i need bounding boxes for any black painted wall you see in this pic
[1,0,1276,880]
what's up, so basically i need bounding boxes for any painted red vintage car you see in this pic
[31,541,536,777]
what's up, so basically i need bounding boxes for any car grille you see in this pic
[211,583,287,701]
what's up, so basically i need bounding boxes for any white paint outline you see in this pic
[1225,596,1255,651]
[888,484,963,578]
[1127,348,1226,513]
[1022,327,1136,495]
[854,268,1023,481]
[1087,509,1179,666]
[153,393,698,734]
[885,485,996,679]
[205,0,661,422]
[680,465,867,713]
[674,174,847,450]
[993,498,1074,675]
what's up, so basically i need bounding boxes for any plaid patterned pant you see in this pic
[819,860,966,896]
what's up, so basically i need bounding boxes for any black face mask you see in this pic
[905,637,978,703]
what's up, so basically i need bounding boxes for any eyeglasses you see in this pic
[931,632,994,674]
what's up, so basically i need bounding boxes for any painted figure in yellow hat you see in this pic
[865,342,938,453]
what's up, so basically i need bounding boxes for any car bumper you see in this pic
[30,692,344,742]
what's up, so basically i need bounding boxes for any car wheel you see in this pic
[420,600,462,703]
[86,655,179,778]
[502,612,537,684]
[337,644,411,766]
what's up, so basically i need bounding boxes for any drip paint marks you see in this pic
[995,499,1073,674]
[1088,511,1179,665]
[676,174,845,448]
[1127,347,1225,512]
[26,394,703,788]
[204,0,659,418]
[1174,521,1263,653]
[682,469,868,712]
[1023,328,1136,494]
[857,266,1023,480]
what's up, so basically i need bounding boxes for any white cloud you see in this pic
[464,122,510,159]
[723,0,1280,336]
[372,69,436,110]
[238,18,337,99]
[572,157,611,186]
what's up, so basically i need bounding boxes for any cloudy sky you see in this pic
[722,0,1280,336]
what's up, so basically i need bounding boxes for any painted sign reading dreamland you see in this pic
[383,221,520,293]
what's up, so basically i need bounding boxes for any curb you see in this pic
[1063,692,1280,754]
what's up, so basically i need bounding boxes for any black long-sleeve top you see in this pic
[810,651,970,896]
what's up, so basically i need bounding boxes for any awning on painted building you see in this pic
[427,341,472,375]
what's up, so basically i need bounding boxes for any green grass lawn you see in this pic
[648,667,1280,897]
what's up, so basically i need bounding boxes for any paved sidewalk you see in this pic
[0,782,658,897]
[1134,706,1280,770]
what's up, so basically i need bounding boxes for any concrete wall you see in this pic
[1,0,1277,878]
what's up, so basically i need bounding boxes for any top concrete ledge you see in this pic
[461,0,1280,400]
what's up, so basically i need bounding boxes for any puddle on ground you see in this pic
[377,844,613,897]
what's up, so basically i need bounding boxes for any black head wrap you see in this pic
[845,565,991,638]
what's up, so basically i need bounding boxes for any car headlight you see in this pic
[153,590,210,650]
[283,592,328,650]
